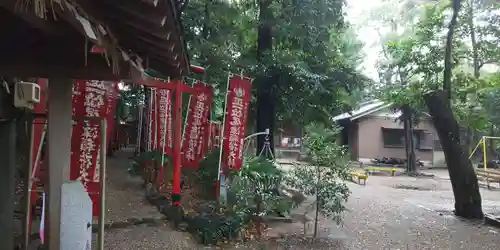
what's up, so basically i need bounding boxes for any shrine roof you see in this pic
[0,0,189,80]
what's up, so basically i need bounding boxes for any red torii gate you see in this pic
[140,64,205,206]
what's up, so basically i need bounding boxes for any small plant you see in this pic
[285,123,351,238]
[197,149,221,199]
[187,149,294,245]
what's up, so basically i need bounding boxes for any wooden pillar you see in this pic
[46,78,73,249]
[0,80,16,250]
[171,80,182,206]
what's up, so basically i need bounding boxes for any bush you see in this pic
[228,156,293,219]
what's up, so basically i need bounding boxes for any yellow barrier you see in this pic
[351,172,368,185]
[364,166,397,176]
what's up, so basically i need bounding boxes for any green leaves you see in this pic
[181,0,367,126]
[285,123,351,224]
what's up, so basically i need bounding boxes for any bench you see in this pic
[476,168,500,189]
[351,172,368,185]
[364,166,397,176]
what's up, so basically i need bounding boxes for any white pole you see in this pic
[160,78,171,166]
[31,125,47,186]
[136,105,144,153]
[148,88,154,151]
[153,88,158,151]
[23,120,35,249]
[161,90,169,166]
[217,74,231,202]
[181,79,196,148]
[24,122,47,248]
[97,119,107,250]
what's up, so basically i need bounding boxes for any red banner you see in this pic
[154,87,173,191]
[70,80,108,184]
[182,83,213,168]
[70,80,118,216]
[156,88,173,156]
[222,75,252,171]
[93,81,119,183]
[29,80,117,220]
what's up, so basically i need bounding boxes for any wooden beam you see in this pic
[0,61,131,80]
[0,1,59,35]
[116,33,177,56]
[0,42,185,80]
[107,14,172,40]
[70,0,188,76]
[100,0,166,25]
[50,3,99,42]
[147,57,184,77]
[0,43,132,80]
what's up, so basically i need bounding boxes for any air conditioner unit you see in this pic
[14,81,41,110]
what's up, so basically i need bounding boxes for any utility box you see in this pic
[60,181,93,250]
[14,81,41,109]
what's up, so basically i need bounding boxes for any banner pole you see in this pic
[148,88,154,152]
[97,119,107,250]
[161,93,168,167]
[181,79,196,148]
[153,88,158,151]
[216,74,231,202]
[136,105,144,155]
[23,117,35,250]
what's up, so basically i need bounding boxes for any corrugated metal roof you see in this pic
[333,100,431,122]
[332,100,389,121]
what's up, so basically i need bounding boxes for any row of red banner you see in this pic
[30,79,118,221]
[28,74,252,235]
[144,75,252,171]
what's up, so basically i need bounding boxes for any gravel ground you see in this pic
[103,151,161,223]
[100,152,500,249]
[341,173,500,250]
[96,149,198,249]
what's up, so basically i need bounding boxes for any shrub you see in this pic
[285,123,351,237]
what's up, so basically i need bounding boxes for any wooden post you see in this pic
[0,80,16,250]
[172,80,182,206]
[46,78,73,249]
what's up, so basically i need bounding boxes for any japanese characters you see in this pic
[222,75,252,171]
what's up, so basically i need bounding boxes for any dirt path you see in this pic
[341,175,500,249]
[99,152,500,249]
[95,148,199,249]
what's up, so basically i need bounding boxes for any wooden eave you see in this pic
[0,0,189,80]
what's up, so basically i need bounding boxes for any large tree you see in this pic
[181,0,368,156]
[373,0,488,218]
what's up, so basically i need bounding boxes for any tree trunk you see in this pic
[436,0,482,219]
[442,0,462,100]
[313,165,320,238]
[465,127,473,154]
[489,125,496,159]
[465,0,479,154]
[425,90,483,219]
[256,0,275,158]
[402,105,416,172]
[467,0,480,80]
